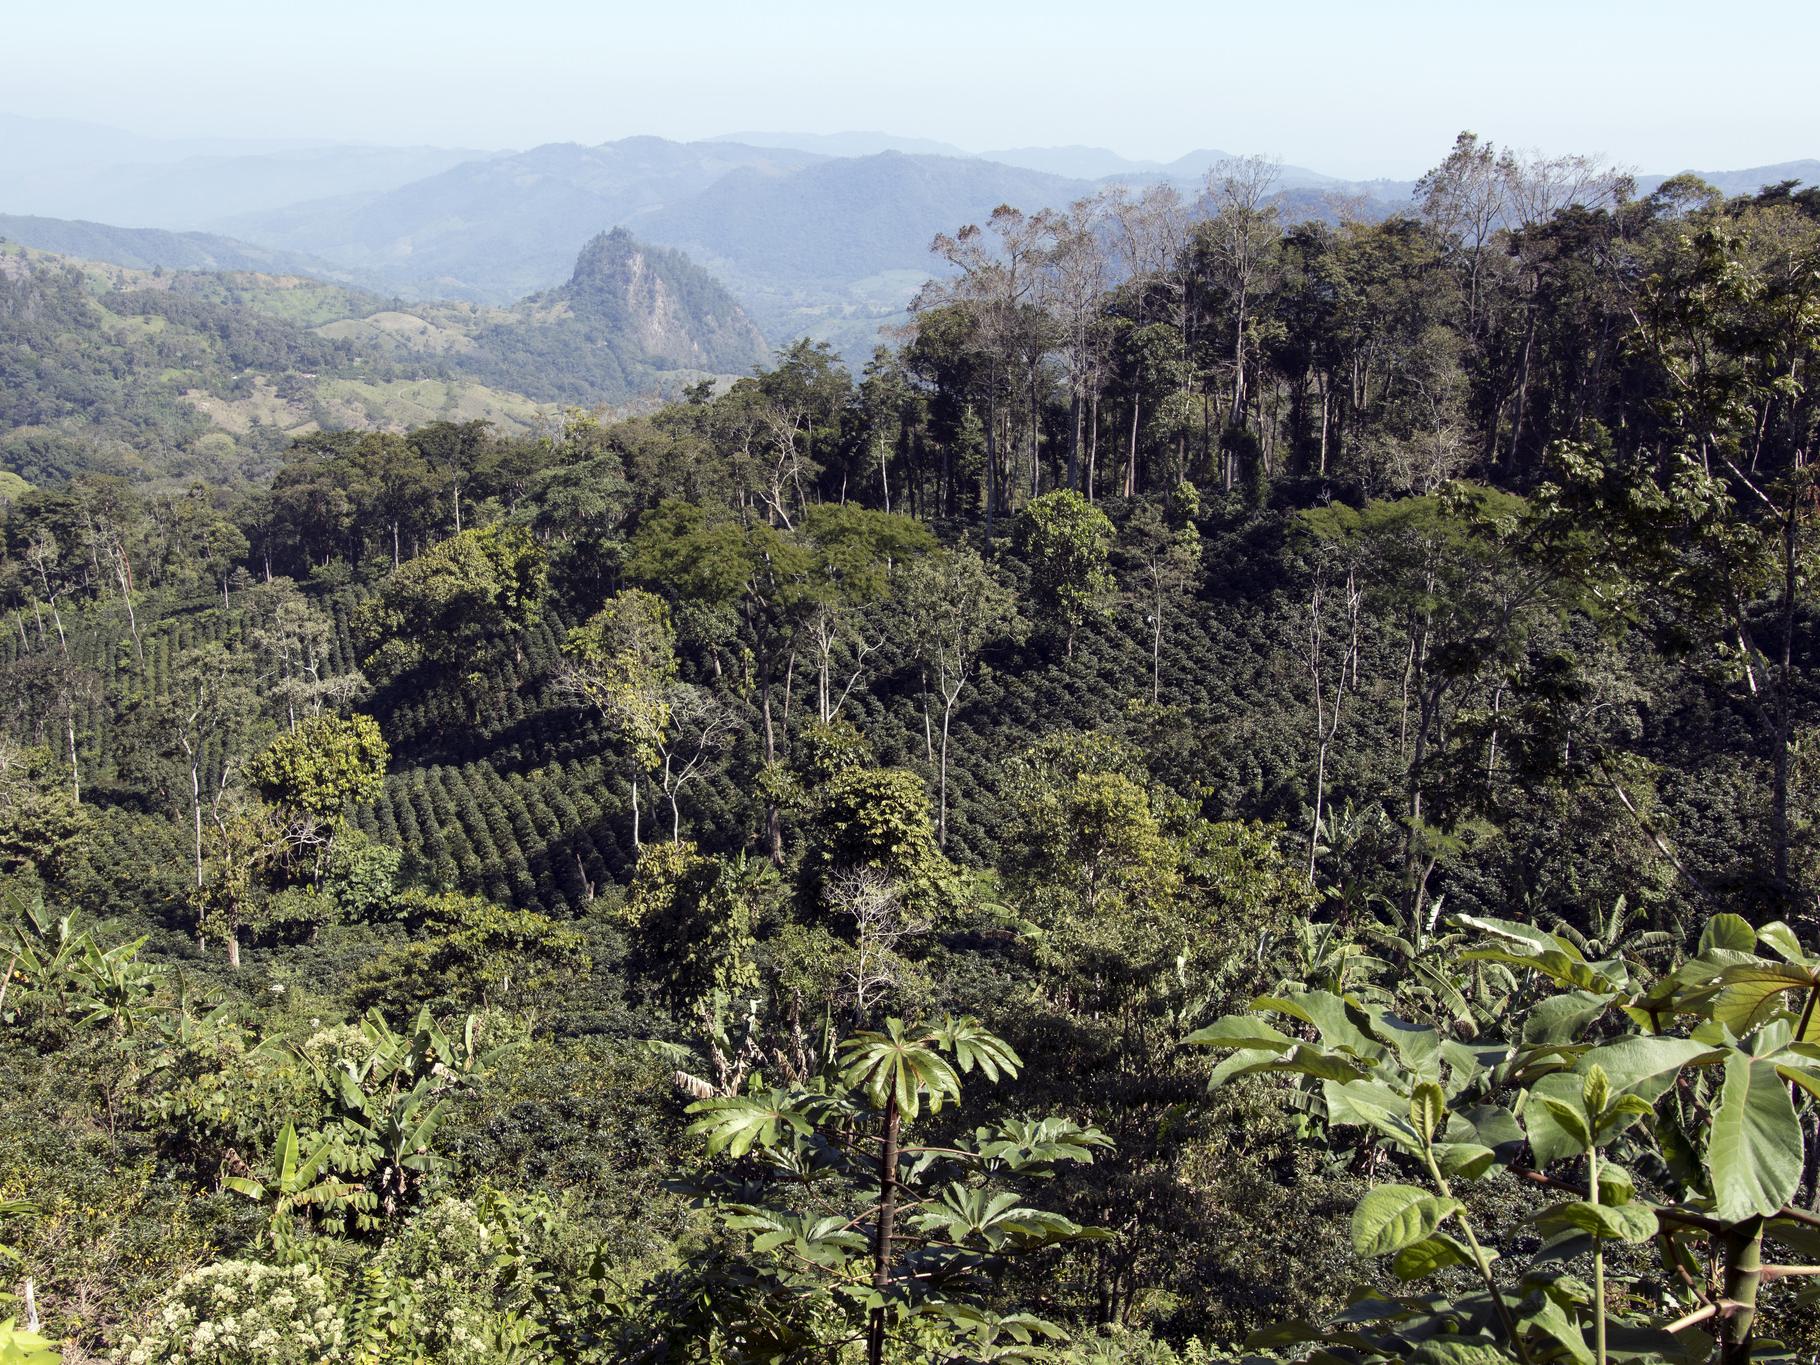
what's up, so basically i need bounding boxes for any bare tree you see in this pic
[826,869,929,1019]
[1416,132,1507,331]
[1037,198,1112,492]
[919,206,1050,526]
[1305,562,1363,882]
[1102,184,1191,495]
[1204,155,1283,445]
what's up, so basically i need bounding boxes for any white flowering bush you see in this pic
[113,1261,344,1365]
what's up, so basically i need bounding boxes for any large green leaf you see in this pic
[1351,1183,1463,1258]
[1712,962,1819,1037]
[1700,913,1758,955]
[1532,1199,1659,1243]
[1518,1291,1594,1365]
[1250,991,1386,1060]
[1524,1072,1591,1167]
[1409,1082,1446,1142]
[687,1091,812,1158]
[1391,1231,1485,1280]
[1755,921,1811,967]
[1325,1079,1423,1151]
[1522,990,1611,1045]
[1574,1036,1721,1101]
[1182,1016,1297,1052]
[1708,1051,1803,1222]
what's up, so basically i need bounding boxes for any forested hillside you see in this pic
[0,232,768,489]
[8,136,1820,1365]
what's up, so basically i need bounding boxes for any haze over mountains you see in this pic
[3,111,1816,364]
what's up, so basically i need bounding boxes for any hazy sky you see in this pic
[9,0,1815,177]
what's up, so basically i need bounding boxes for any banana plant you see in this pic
[668,1016,1111,1364]
[67,935,158,1035]
[256,1006,494,1236]
[1189,911,1820,1365]
[1,903,87,1027]
[222,1120,372,1244]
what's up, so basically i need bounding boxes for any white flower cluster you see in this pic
[114,1260,345,1365]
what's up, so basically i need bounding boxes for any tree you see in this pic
[245,582,367,731]
[802,765,950,913]
[563,587,735,844]
[1296,512,1365,881]
[665,1017,1110,1364]
[354,526,546,718]
[1014,490,1115,658]
[1120,484,1203,704]
[1303,486,1578,921]
[563,588,677,848]
[163,644,260,930]
[1039,197,1113,491]
[920,206,1054,526]
[628,501,813,860]
[621,840,763,1013]
[246,711,388,866]
[1202,156,1282,445]
[187,798,294,968]
[1544,198,1820,910]
[897,547,1021,846]
[797,503,934,724]
[0,739,86,880]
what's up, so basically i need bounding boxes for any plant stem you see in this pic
[1590,1145,1607,1365]
[1720,1217,1765,1365]
[1424,1144,1533,1365]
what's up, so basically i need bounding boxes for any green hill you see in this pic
[0,231,769,485]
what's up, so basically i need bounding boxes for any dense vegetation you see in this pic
[5,136,1820,1364]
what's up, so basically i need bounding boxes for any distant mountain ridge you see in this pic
[4,115,1813,367]
[0,113,490,230]
[0,213,350,279]
[214,138,824,303]
[1635,160,1820,197]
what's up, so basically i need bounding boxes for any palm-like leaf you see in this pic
[840,1018,963,1119]
[687,1090,814,1157]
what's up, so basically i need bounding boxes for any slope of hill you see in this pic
[0,213,351,278]
[453,228,770,403]
[0,231,768,485]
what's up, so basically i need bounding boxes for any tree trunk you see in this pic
[866,1095,902,1365]
[1068,391,1082,491]
[938,696,954,848]
[1088,392,1101,502]
[1151,580,1164,705]
[190,758,204,892]
[1126,398,1140,497]
[65,713,80,804]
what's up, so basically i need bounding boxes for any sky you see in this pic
[7,0,1816,179]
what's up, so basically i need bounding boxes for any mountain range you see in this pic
[3,113,1816,365]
